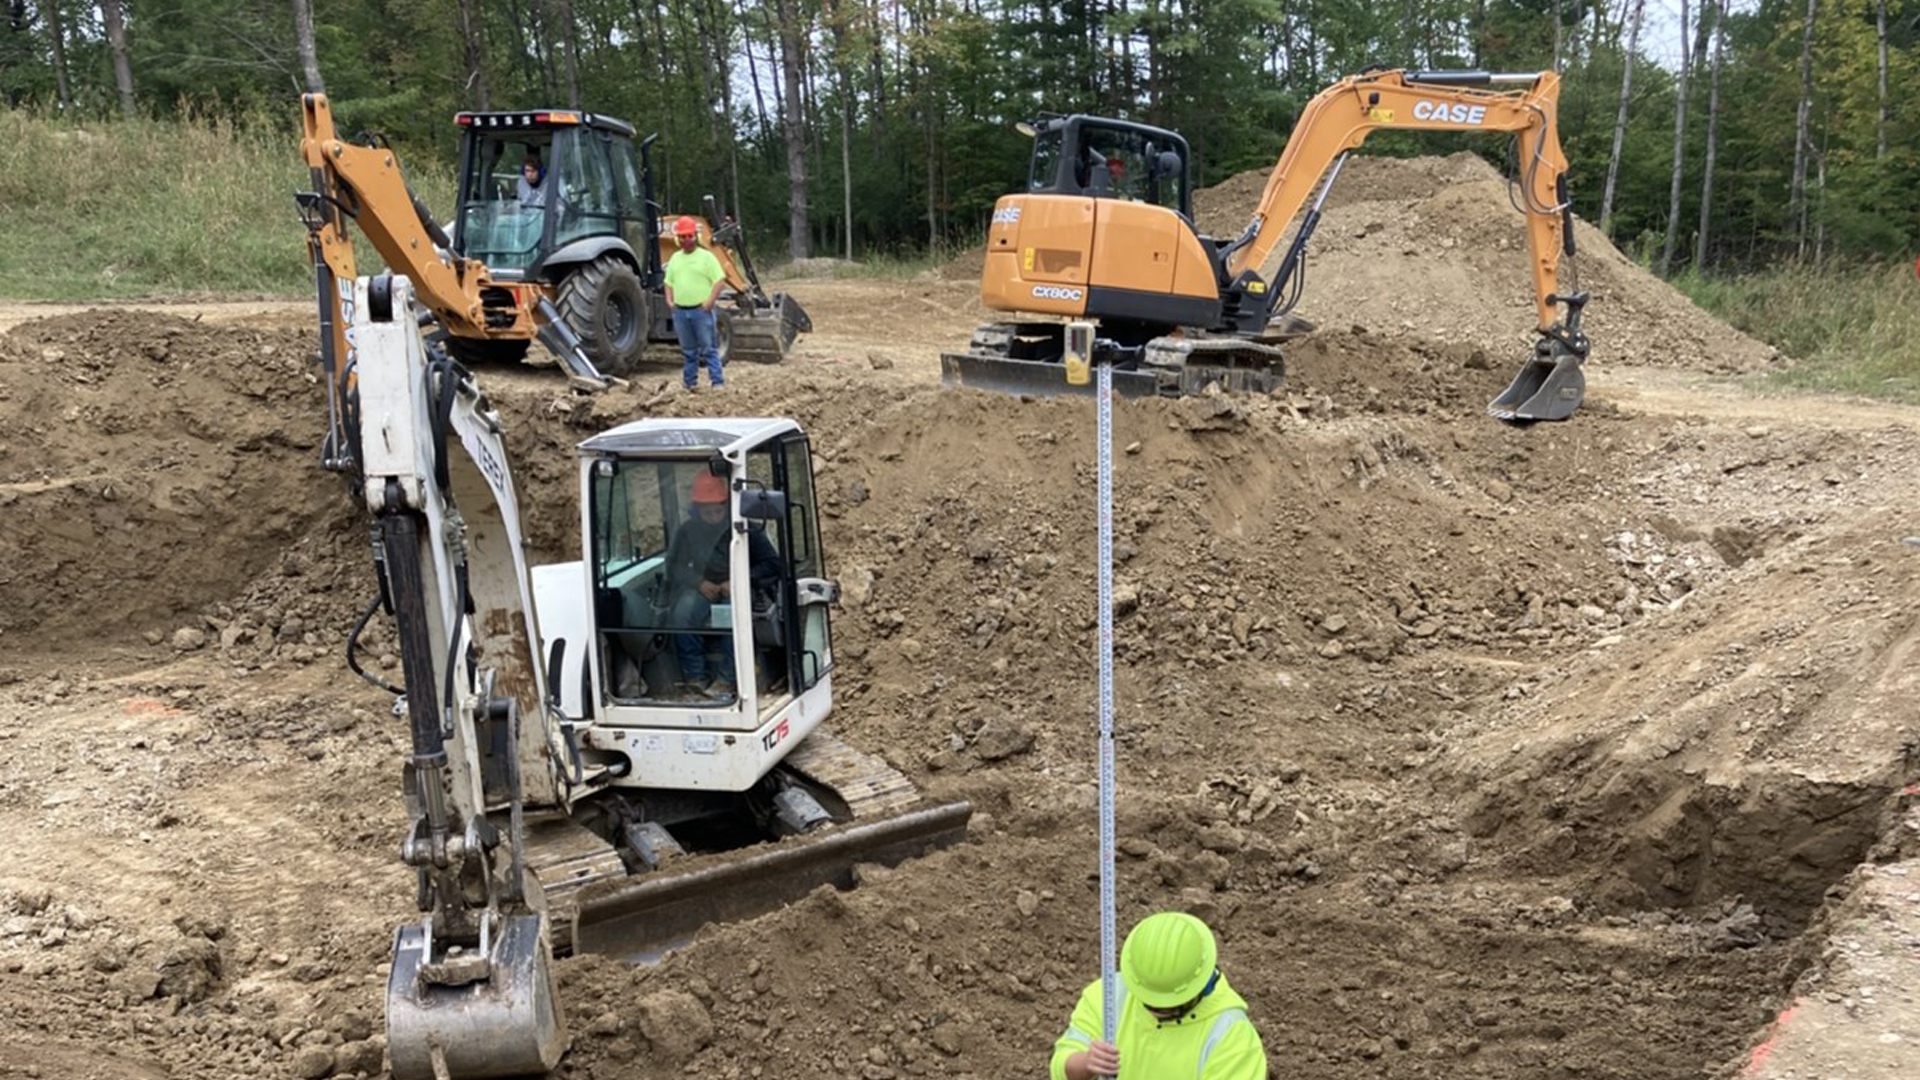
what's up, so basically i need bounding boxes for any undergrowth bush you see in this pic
[1674,262,1920,404]
[0,109,450,300]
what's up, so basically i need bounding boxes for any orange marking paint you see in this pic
[1742,1000,1802,1075]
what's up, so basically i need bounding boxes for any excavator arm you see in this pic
[1225,68,1589,420]
[338,273,571,1080]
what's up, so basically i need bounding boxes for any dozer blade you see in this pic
[941,348,1281,399]
[568,799,971,956]
[1488,345,1586,422]
[386,912,566,1080]
[728,293,813,364]
[941,352,1182,399]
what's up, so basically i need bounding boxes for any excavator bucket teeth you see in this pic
[567,799,972,957]
[727,294,812,364]
[1487,347,1586,423]
[386,913,566,1080]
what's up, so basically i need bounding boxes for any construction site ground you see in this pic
[3,155,1918,1080]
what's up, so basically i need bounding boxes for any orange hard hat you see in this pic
[674,215,699,236]
[691,472,729,504]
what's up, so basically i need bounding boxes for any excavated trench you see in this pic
[2,285,1915,1080]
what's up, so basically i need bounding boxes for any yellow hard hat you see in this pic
[1119,911,1217,1008]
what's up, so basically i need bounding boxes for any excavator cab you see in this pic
[1025,114,1191,214]
[528,418,966,957]
[579,420,834,740]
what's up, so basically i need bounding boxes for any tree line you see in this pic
[0,0,1913,270]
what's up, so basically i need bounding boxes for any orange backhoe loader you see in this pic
[941,67,1589,421]
[296,94,809,391]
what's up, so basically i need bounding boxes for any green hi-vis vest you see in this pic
[1049,973,1266,1080]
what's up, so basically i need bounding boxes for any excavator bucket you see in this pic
[386,913,566,1080]
[1487,341,1586,422]
[570,799,972,956]
[727,292,813,364]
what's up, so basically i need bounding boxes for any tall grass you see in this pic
[1674,262,1920,404]
[0,109,451,301]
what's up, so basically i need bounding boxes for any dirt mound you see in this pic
[0,310,343,652]
[1193,152,1781,372]
[3,298,1915,1080]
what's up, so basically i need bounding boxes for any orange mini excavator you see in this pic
[942,68,1589,421]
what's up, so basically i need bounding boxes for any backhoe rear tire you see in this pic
[555,256,648,376]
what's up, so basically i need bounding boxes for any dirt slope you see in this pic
[1192,152,1780,372]
[0,205,1911,1080]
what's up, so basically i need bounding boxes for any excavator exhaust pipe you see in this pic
[386,913,566,1080]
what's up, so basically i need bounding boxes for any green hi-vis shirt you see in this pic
[664,247,727,308]
[1050,974,1267,1080]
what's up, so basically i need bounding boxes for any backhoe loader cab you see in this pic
[1024,114,1191,214]
[452,110,649,279]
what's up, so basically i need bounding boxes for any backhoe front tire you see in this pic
[555,256,648,376]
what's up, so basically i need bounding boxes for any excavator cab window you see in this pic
[551,128,621,250]
[1025,115,1191,217]
[591,457,743,706]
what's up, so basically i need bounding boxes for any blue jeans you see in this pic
[670,589,735,685]
[673,306,724,387]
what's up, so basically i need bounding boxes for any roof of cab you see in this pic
[579,417,800,457]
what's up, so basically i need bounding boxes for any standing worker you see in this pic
[1051,912,1267,1080]
[664,215,728,390]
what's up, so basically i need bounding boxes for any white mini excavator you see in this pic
[318,273,967,1079]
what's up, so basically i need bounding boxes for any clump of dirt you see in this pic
[1193,152,1782,373]
[0,310,343,652]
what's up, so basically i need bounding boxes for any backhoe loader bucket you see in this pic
[1487,339,1585,422]
[386,912,566,1080]
[727,292,813,364]
[568,799,972,956]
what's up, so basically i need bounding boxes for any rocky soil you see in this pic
[1,154,1916,1080]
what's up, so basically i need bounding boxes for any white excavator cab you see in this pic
[545,419,837,792]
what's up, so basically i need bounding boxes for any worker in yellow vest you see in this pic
[1050,912,1267,1080]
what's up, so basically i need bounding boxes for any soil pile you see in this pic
[0,311,343,650]
[1,298,1914,1080]
[1193,153,1781,372]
